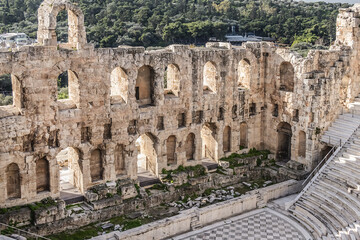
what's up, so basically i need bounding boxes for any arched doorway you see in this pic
[136,133,158,177]
[115,144,126,176]
[36,158,50,193]
[166,135,177,165]
[201,123,218,162]
[298,131,306,158]
[277,122,292,161]
[223,126,231,153]
[90,149,103,182]
[6,163,21,199]
[240,122,248,148]
[56,147,83,197]
[185,133,196,161]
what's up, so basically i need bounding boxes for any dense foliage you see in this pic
[0,0,351,48]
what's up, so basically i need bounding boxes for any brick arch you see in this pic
[37,0,87,47]
[6,163,21,199]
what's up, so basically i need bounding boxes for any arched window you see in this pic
[240,122,248,148]
[115,144,126,176]
[185,133,196,161]
[238,59,250,89]
[110,67,128,104]
[203,62,217,93]
[37,1,87,48]
[164,64,180,97]
[90,149,103,182]
[6,163,21,199]
[36,158,50,193]
[136,65,155,106]
[223,126,231,153]
[0,73,23,109]
[57,70,80,107]
[298,131,306,158]
[166,135,177,165]
[279,62,294,92]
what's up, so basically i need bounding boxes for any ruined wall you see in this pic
[0,0,359,207]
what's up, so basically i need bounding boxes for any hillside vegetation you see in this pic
[0,0,352,47]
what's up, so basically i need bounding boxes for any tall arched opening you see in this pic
[240,122,248,148]
[166,135,177,165]
[164,64,180,97]
[203,62,217,93]
[90,149,103,182]
[36,158,50,193]
[110,67,128,104]
[279,62,294,92]
[298,131,306,158]
[201,123,218,162]
[136,133,158,177]
[238,59,250,89]
[136,65,155,106]
[56,147,83,197]
[277,122,292,161]
[185,133,196,161]
[223,126,231,153]
[6,163,21,199]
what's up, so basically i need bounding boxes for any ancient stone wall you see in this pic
[0,0,360,207]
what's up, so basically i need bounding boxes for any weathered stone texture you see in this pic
[1,0,360,207]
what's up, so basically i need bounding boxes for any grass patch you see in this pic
[220,148,271,169]
[162,164,207,181]
[48,223,101,240]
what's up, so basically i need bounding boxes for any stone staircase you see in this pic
[320,113,360,147]
[289,128,360,239]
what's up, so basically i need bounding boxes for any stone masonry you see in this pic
[1,0,360,208]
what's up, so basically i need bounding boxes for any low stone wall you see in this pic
[94,179,301,240]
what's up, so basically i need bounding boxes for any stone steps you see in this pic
[320,113,360,146]
[289,125,360,238]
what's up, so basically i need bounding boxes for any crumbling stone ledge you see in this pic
[93,179,302,240]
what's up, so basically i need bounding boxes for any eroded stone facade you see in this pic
[1,0,360,208]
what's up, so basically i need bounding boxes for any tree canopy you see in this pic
[0,0,352,47]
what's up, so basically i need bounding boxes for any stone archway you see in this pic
[223,126,231,153]
[277,122,292,161]
[201,123,218,162]
[136,133,158,176]
[6,163,21,199]
[185,133,196,161]
[56,147,83,194]
[166,135,177,165]
[136,65,155,106]
[90,149,103,182]
[36,158,50,193]
[37,0,87,47]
